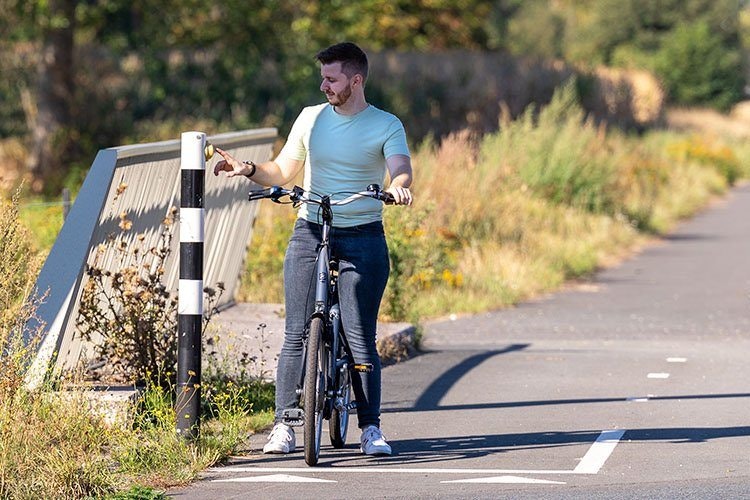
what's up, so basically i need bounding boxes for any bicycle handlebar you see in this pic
[248,184,396,205]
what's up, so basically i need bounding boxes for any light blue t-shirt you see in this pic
[276,103,410,227]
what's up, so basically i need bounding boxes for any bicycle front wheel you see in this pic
[304,317,326,466]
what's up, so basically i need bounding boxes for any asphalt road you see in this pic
[170,183,750,499]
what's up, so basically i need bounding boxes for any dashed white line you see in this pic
[573,429,626,474]
[666,357,687,363]
[441,475,566,484]
[214,474,336,483]
[647,372,670,379]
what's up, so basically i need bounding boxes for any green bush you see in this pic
[511,81,621,213]
[655,21,744,110]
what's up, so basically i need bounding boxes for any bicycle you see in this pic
[248,183,394,466]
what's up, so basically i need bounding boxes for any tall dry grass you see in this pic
[395,83,736,318]
[0,190,41,400]
[0,192,114,498]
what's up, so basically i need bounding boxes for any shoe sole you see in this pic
[263,446,296,454]
[360,447,391,456]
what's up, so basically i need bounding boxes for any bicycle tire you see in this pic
[329,361,351,448]
[304,317,326,466]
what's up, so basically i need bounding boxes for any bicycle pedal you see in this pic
[280,408,304,427]
[353,363,374,373]
[343,401,358,411]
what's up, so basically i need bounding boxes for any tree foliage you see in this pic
[655,20,744,110]
[0,0,747,188]
[563,0,744,109]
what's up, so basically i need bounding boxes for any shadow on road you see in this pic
[384,392,750,413]
[410,344,529,411]
[363,426,750,466]
[661,232,717,242]
[234,426,750,468]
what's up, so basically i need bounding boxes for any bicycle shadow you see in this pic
[231,344,750,468]
[236,425,750,468]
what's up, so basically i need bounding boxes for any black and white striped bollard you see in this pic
[176,131,206,438]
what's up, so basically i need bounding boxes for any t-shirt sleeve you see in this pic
[276,108,309,162]
[383,117,410,159]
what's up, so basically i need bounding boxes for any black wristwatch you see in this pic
[243,160,257,178]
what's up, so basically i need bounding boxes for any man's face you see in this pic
[320,62,353,106]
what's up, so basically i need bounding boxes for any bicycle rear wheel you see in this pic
[329,361,351,448]
[304,317,326,466]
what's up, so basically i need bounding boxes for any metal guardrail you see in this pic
[25,128,277,388]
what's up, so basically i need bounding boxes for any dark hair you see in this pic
[316,42,368,82]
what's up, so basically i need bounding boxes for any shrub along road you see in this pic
[171,184,750,499]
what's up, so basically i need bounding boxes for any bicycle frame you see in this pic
[306,200,352,412]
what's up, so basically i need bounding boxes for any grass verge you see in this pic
[1,190,275,498]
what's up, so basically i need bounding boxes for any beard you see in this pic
[327,84,352,106]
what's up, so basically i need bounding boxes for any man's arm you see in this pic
[385,154,413,206]
[213,148,304,186]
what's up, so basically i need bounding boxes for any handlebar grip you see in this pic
[248,186,288,202]
[247,186,276,201]
[248,188,272,201]
[366,183,396,204]
[379,191,396,204]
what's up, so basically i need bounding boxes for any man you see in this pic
[214,42,413,456]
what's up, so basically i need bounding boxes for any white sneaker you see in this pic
[263,423,295,454]
[360,425,392,456]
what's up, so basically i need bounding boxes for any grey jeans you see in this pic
[274,218,390,428]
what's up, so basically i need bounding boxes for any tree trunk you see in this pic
[27,0,76,192]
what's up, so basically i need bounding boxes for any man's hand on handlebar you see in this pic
[385,185,413,206]
[213,147,254,178]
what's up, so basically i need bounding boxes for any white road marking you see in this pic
[441,475,566,484]
[666,357,687,363]
[215,466,578,475]
[573,429,626,474]
[210,430,626,483]
[647,372,670,378]
[213,474,336,483]
[626,396,649,402]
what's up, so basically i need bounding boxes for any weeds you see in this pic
[202,321,276,425]
[76,207,180,386]
[1,336,272,498]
